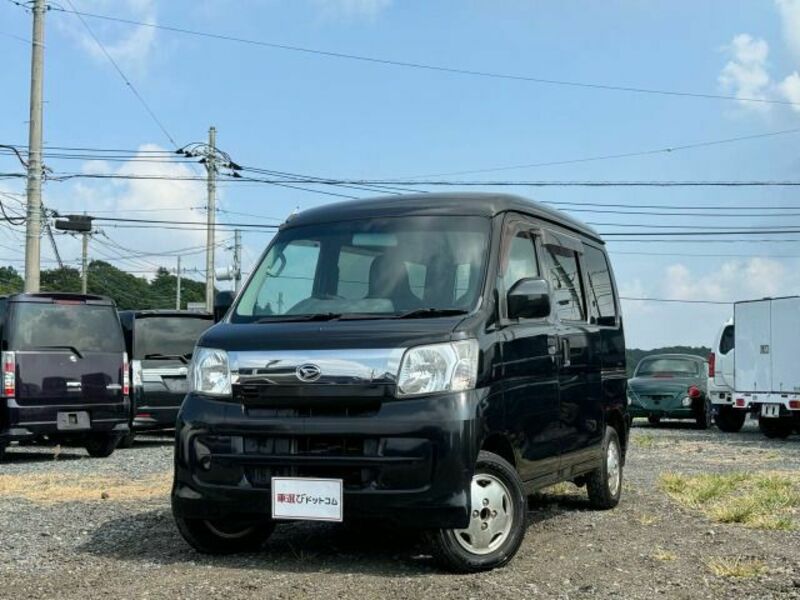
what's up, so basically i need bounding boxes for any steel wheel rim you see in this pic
[204,520,256,540]
[454,473,514,555]
[607,440,621,497]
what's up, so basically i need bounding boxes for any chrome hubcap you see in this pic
[607,441,621,497]
[454,473,514,555]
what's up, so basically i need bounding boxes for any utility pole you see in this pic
[176,255,182,310]
[204,126,217,312]
[233,229,241,293]
[81,231,89,294]
[24,0,46,293]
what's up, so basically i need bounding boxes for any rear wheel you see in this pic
[759,416,793,439]
[117,432,136,449]
[587,427,623,510]
[427,450,526,573]
[714,406,746,433]
[84,434,120,458]
[695,398,712,429]
[174,516,275,554]
[647,416,661,426]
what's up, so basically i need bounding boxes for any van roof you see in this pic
[284,193,602,243]
[1,292,115,306]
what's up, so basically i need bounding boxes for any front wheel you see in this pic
[647,416,661,426]
[759,416,793,439]
[174,516,275,554]
[427,450,526,573]
[586,427,623,510]
[84,434,120,458]
[714,406,746,433]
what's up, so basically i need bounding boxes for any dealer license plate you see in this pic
[761,403,781,418]
[271,477,343,522]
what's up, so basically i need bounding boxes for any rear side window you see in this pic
[8,302,124,353]
[583,246,617,325]
[134,317,212,359]
[544,246,585,321]
[719,325,734,355]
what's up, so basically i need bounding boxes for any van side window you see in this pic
[583,246,617,324]
[503,233,539,289]
[544,246,585,321]
[720,325,735,354]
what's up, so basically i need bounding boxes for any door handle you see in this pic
[562,338,571,367]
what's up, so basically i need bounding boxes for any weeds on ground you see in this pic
[0,472,171,503]
[633,433,656,449]
[652,549,677,562]
[704,557,767,578]
[659,471,800,531]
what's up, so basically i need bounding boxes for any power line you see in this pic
[620,296,732,305]
[44,4,800,109]
[408,127,800,178]
[61,0,178,149]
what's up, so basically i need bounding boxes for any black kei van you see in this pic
[172,193,628,572]
[118,310,212,445]
[0,293,130,459]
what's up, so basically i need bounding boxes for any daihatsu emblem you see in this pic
[296,363,321,382]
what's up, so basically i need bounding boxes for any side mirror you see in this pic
[507,278,551,320]
[214,291,235,323]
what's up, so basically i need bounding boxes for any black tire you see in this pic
[427,450,526,573]
[586,427,623,510]
[695,397,712,430]
[714,406,746,433]
[759,417,793,440]
[174,516,275,554]
[647,416,661,426]
[0,442,6,462]
[84,434,120,458]
[117,432,136,449]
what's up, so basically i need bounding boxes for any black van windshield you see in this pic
[8,302,124,354]
[134,316,211,360]
[233,216,491,322]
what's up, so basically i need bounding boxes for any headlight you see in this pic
[191,347,231,396]
[397,340,479,397]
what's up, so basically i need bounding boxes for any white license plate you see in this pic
[271,477,343,522]
[761,403,781,418]
[56,411,90,431]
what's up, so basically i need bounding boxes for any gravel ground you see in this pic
[1,421,799,600]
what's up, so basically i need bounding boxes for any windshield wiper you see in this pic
[144,353,190,364]
[32,345,83,358]
[394,308,469,319]
[255,312,343,324]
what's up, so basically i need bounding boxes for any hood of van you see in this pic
[197,316,468,353]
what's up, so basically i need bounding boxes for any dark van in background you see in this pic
[172,193,628,572]
[0,293,129,459]
[118,310,212,445]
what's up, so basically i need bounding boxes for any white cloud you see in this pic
[778,71,800,111]
[776,0,800,62]
[718,34,773,112]
[62,0,157,75]
[312,0,392,20]
[664,258,792,302]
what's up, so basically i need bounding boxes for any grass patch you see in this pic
[636,514,660,526]
[632,433,656,449]
[705,557,766,578]
[659,471,800,531]
[0,472,171,504]
[652,549,677,562]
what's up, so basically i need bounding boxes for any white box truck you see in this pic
[733,297,800,439]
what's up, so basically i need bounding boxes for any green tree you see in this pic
[0,266,23,295]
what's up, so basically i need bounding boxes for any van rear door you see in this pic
[8,299,125,407]
[769,297,800,394]
[734,300,771,393]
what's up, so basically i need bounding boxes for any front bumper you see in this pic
[171,390,484,530]
[628,395,698,419]
[0,397,130,442]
